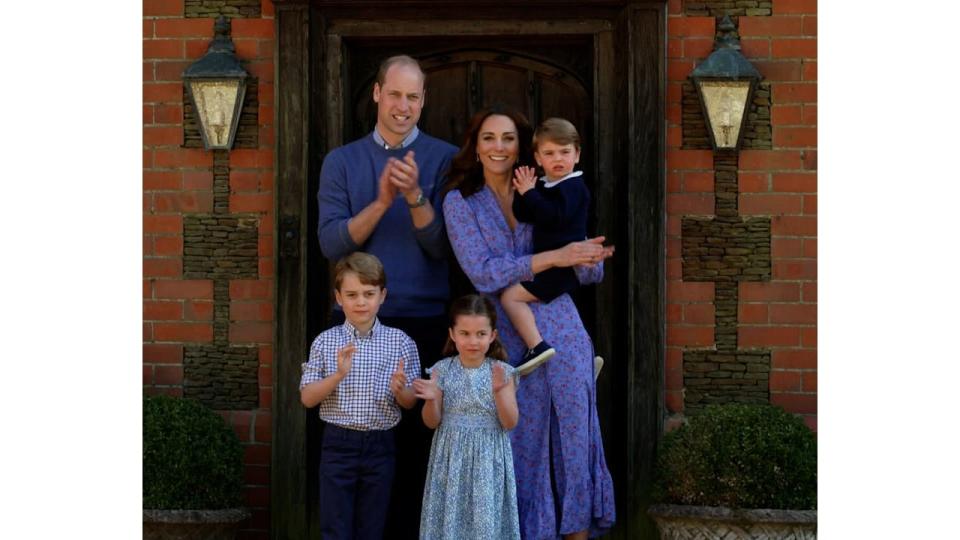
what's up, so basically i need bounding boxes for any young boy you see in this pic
[504,117,593,376]
[299,252,421,540]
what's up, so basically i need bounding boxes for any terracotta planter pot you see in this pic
[648,504,817,540]
[143,508,250,540]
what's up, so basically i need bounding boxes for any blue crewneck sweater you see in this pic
[317,131,458,317]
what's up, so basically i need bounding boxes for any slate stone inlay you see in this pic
[185,0,261,18]
[683,1,772,17]
[183,150,260,409]
[680,153,772,412]
[182,216,259,278]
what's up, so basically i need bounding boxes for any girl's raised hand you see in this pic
[512,165,537,195]
[492,362,511,394]
[412,366,442,401]
[336,342,355,377]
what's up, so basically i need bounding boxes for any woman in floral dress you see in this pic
[441,106,616,539]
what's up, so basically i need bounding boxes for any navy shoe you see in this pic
[516,341,556,376]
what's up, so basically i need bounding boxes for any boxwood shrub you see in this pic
[143,395,244,510]
[652,404,816,510]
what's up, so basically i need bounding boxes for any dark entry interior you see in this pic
[273,3,666,539]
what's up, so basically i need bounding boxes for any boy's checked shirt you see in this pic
[300,318,421,431]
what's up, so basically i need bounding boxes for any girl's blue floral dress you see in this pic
[419,356,520,540]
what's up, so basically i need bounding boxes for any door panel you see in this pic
[421,64,470,146]
[478,63,529,116]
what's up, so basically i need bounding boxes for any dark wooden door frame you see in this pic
[271,2,666,538]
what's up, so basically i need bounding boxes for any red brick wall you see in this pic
[665,0,817,431]
[143,1,276,538]
[142,0,817,536]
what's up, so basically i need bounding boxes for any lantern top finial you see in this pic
[183,15,247,80]
[691,15,761,81]
[210,16,235,54]
[715,15,739,50]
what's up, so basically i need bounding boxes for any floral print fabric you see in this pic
[443,187,616,539]
[419,357,520,540]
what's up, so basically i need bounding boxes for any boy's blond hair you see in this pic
[532,117,581,151]
[334,252,386,290]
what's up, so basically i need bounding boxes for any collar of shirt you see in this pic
[540,169,583,188]
[372,126,420,150]
[341,318,382,341]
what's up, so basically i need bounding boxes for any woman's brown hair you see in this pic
[442,294,508,361]
[440,105,534,201]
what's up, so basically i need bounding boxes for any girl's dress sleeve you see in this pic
[443,190,535,293]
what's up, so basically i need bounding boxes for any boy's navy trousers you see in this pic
[318,423,396,540]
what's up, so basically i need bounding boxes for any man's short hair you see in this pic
[334,252,386,290]
[375,55,425,87]
[533,117,581,151]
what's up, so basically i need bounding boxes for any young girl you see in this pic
[413,294,521,539]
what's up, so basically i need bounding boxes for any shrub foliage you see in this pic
[143,395,244,509]
[652,404,816,510]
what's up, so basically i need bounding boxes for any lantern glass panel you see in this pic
[697,80,751,149]
[189,79,243,149]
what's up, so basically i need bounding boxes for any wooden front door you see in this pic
[273,3,667,539]
[344,43,598,330]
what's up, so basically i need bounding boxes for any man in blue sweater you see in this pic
[316,54,457,539]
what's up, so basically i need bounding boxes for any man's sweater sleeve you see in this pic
[317,151,360,261]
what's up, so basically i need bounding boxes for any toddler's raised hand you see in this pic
[390,359,407,398]
[512,166,537,195]
[336,342,355,377]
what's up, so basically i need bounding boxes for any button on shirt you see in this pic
[300,318,421,431]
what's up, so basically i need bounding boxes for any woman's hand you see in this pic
[554,236,615,268]
[578,243,615,269]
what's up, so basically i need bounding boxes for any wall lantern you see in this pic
[690,15,762,152]
[183,16,248,151]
